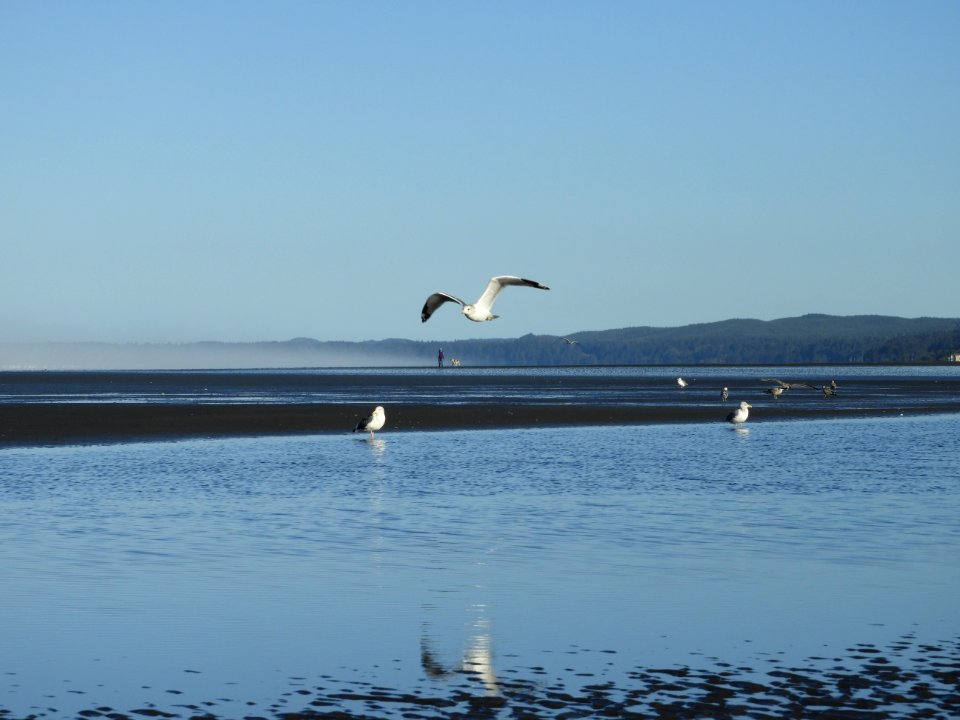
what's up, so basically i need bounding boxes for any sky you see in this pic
[1,1,958,344]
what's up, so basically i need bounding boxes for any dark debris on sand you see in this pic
[2,634,958,719]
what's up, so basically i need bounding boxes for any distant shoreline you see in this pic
[3,401,959,448]
[2,361,960,371]
[3,313,960,367]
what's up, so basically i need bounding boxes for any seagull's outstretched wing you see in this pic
[475,276,550,313]
[421,292,466,323]
[761,378,790,389]
[762,378,817,390]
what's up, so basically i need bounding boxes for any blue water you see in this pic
[3,365,959,403]
[1,401,959,717]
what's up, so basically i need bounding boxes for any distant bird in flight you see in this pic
[562,337,579,345]
[353,406,386,439]
[720,387,729,401]
[421,275,550,323]
[726,401,752,424]
[677,377,688,389]
[761,378,816,390]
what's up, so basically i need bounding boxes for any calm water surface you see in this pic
[1,412,959,718]
[4,365,959,410]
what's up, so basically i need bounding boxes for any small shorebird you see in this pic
[353,406,386,438]
[720,387,729,401]
[677,377,688,389]
[726,401,752,424]
[421,275,549,323]
[764,386,785,399]
[822,385,838,398]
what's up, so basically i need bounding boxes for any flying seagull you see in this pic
[562,337,579,345]
[353,406,386,438]
[761,378,816,390]
[421,275,550,323]
[726,401,752,424]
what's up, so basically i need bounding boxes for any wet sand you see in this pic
[2,399,959,447]
[2,632,957,719]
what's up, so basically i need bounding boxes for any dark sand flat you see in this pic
[3,399,959,447]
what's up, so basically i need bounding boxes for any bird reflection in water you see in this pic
[421,606,499,697]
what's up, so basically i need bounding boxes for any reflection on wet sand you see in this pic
[421,613,500,698]
[6,632,958,719]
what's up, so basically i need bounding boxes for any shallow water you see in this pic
[3,365,959,410]
[1,410,959,718]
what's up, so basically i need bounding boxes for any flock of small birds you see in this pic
[676,376,840,426]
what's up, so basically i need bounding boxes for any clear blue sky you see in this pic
[2,1,958,344]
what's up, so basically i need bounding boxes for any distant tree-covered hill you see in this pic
[2,315,959,369]
[554,314,960,365]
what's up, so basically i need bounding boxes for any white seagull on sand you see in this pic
[421,275,550,323]
[726,401,752,424]
[353,406,386,438]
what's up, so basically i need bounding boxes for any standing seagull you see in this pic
[353,406,386,439]
[764,386,784,399]
[421,275,550,323]
[677,377,688,389]
[726,401,752,425]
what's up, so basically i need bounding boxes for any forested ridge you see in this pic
[4,315,959,369]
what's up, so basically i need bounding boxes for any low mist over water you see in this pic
[0,341,426,370]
